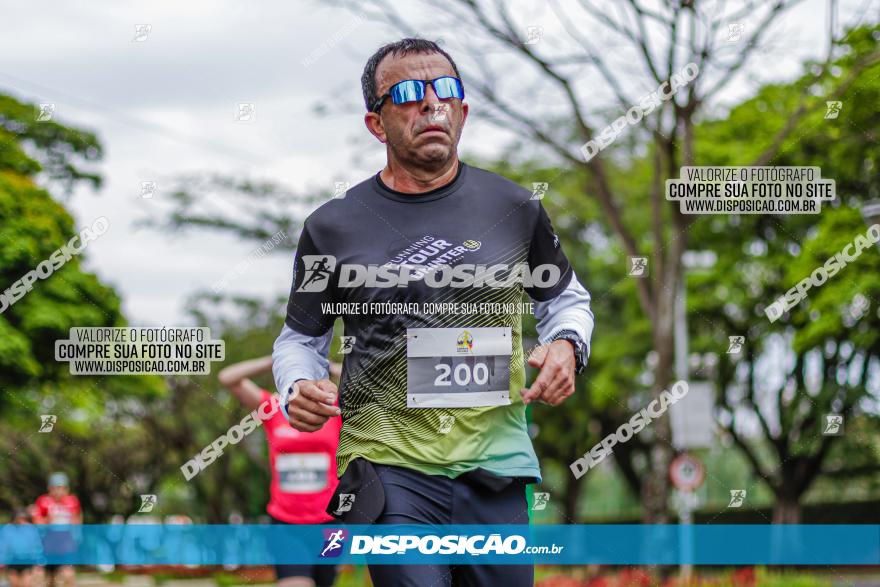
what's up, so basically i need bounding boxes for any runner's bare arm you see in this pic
[218,356,272,410]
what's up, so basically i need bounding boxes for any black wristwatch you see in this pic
[549,329,588,375]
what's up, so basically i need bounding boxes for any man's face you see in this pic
[50,485,68,499]
[366,51,468,171]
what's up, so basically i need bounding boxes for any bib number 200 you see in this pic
[434,361,491,386]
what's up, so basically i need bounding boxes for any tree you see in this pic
[687,25,880,522]
[473,23,880,523]
[0,93,165,514]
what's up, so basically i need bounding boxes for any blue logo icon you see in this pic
[320,528,347,558]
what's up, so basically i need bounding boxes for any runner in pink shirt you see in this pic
[219,356,341,587]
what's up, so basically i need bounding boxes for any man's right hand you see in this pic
[287,379,340,432]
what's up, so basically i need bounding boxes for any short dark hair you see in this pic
[361,38,462,112]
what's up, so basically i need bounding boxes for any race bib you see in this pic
[406,327,511,408]
[276,453,330,493]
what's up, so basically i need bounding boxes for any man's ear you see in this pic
[364,112,387,144]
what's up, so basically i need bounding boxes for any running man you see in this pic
[218,356,341,587]
[273,38,593,586]
[32,472,81,587]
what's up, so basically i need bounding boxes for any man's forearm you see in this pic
[272,323,333,418]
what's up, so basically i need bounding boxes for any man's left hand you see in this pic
[521,340,576,406]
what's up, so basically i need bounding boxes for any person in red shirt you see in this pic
[32,472,81,587]
[219,356,341,587]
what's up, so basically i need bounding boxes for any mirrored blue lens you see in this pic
[390,80,425,105]
[432,77,464,100]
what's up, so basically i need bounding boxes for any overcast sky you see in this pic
[1,0,875,327]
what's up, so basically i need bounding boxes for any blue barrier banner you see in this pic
[1,524,878,565]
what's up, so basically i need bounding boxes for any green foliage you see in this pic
[0,93,165,515]
[481,24,880,521]
[0,94,103,192]
[685,25,880,516]
[0,94,124,401]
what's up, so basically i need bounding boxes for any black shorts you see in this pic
[268,515,337,586]
[367,463,534,587]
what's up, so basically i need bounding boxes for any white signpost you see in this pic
[670,380,716,449]
[670,453,706,580]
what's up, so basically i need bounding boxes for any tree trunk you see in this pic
[562,467,583,523]
[640,401,672,523]
[772,497,802,524]
[641,286,677,522]
[641,363,674,522]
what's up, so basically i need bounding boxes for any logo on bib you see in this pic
[462,239,481,251]
[456,330,474,353]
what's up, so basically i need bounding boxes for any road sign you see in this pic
[670,381,716,449]
[669,453,705,492]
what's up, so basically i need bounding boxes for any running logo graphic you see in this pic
[36,103,56,122]
[140,181,157,199]
[333,181,350,198]
[727,336,745,354]
[340,336,355,354]
[430,103,449,122]
[297,255,336,292]
[39,415,57,433]
[333,494,355,516]
[438,415,455,434]
[727,22,744,42]
[728,489,746,508]
[823,414,844,435]
[138,494,157,513]
[824,101,843,119]
[524,25,544,45]
[320,528,348,558]
[530,182,549,200]
[132,24,152,42]
[629,256,648,277]
[235,103,256,123]
[532,492,550,511]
